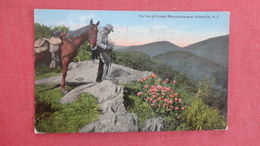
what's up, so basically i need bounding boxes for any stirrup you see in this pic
[49,60,57,69]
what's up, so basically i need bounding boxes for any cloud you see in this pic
[53,14,96,31]
[110,25,178,46]
[79,14,95,22]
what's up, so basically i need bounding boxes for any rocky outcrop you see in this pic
[36,60,152,133]
[60,80,138,133]
[35,60,151,85]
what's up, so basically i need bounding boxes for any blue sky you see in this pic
[35,10,229,47]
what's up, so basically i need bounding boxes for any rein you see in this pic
[64,35,78,49]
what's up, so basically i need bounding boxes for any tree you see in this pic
[34,23,70,40]
[52,25,69,34]
[34,23,52,40]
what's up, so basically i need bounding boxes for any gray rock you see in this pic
[142,117,164,132]
[35,60,151,85]
[79,112,138,133]
[60,80,139,133]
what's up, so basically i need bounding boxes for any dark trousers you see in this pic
[91,50,99,60]
[96,52,111,81]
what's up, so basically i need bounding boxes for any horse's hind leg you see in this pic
[61,57,69,94]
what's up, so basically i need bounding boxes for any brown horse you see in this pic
[59,19,99,93]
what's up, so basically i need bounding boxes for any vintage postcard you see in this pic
[34,10,229,133]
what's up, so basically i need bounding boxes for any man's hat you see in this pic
[104,24,113,32]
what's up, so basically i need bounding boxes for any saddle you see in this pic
[34,34,62,69]
[34,38,49,53]
[49,37,62,52]
[34,37,62,53]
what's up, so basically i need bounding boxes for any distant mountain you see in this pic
[117,41,181,57]
[155,50,228,90]
[113,46,129,51]
[182,35,229,68]
[115,35,229,90]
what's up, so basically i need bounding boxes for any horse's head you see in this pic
[88,19,100,48]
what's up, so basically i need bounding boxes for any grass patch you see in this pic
[35,84,100,133]
[35,65,61,80]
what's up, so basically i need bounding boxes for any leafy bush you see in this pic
[122,73,227,131]
[124,94,156,130]
[73,42,92,62]
[35,84,100,133]
[35,84,64,122]
[123,73,188,130]
[136,74,185,117]
[196,77,228,115]
[182,97,227,130]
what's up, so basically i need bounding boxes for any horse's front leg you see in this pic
[61,57,69,94]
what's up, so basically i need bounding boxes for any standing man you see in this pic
[95,24,114,82]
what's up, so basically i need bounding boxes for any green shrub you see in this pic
[124,94,156,130]
[35,84,64,122]
[196,77,228,115]
[73,42,92,62]
[183,97,227,130]
[35,84,100,133]
[136,74,185,117]
[122,73,227,131]
[123,73,189,131]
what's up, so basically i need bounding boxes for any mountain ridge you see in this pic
[116,35,229,90]
[117,41,182,57]
[116,35,229,68]
[182,35,229,67]
[155,50,228,90]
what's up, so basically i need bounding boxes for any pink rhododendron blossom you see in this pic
[150,73,157,78]
[137,92,143,96]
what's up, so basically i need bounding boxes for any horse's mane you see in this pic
[68,25,90,38]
